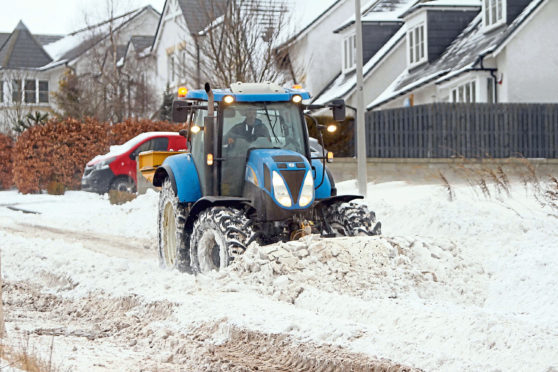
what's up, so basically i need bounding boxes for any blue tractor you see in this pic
[151,82,381,273]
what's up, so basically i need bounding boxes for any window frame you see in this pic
[483,0,506,31]
[342,34,357,74]
[450,80,478,103]
[407,23,427,68]
[39,80,49,104]
[24,79,37,104]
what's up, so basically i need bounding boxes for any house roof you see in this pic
[0,21,53,69]
[44,6,158,63]
[177,0,227,34]
[369,0,546,109]
[130,35,155,52]
[0,33,62,48]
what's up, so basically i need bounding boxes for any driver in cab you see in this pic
[225,107,270,146]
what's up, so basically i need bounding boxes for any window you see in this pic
[12,80,22,103]
[483,0,505,29]
[408,24,426,66]
[343,34,356,73]
[451,81,477,103]
[39,81,49,103]
[25,80,36,103]
[0,81,3,103]
[151,137,169,151]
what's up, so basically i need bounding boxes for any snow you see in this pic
[1,177,558,370]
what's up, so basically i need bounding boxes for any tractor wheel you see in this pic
[110,176,136,193]
[323,201,381,237]
[189,207,255,274]
[158,178,190,272]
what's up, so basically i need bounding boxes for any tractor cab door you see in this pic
[190,108,210,195]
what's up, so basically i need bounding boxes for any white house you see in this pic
[0,6,160,132]
[150,0,226,96]
[370,0,558,109]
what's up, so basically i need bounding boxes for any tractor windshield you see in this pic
[222,102,306,156]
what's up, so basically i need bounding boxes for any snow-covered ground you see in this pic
[1,179,557,371]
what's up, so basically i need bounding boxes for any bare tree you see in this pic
[182,0,290,88]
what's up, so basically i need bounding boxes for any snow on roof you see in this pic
[400,0,481,18]
[370,0,546,109]
[43,8,144,62]
[313,26,407,105]
[335,0,416,33]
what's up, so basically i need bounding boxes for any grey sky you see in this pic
[0,0,166,35]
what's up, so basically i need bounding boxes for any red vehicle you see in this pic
[82,132,187,194]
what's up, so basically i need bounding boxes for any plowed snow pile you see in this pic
[1,180,558,371]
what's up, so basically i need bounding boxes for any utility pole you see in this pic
[355,0,368,196]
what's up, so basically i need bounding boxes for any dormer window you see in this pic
[343,34,356,73]
[483,0,506,30]
[407,23,426,67]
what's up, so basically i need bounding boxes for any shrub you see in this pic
[13,117,110,194]
[0,134,14,190]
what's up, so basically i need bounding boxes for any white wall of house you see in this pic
[346,39,407,110]
[288,0,354,96]
[495,0,558,103]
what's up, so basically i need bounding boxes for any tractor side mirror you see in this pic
[172,100,190,123]
[178,129,188,138]
[329,99,346,122]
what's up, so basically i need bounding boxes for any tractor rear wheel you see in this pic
[189,207,254,274]
[158,178,190,272]
[323,201,381,237]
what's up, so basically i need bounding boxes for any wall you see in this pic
[497,0,558,103]
[347,38,407,109]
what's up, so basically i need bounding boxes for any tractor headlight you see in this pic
[272,171,292,208]
[298,171,314,207]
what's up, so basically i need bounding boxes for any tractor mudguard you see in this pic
[311,159,335,199]
[314,194,364,210]
[185,196,253,230]
[153,153,202,203]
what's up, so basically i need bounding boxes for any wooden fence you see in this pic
[366,103,558,158]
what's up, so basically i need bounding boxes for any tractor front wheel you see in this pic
[189,207,254,274]
[322,201,381,237]
[158,178,190,272]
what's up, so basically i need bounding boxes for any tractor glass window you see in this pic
[190,108,208,190]
[222,102,305,155]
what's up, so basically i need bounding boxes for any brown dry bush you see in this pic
[13,118,186,194]
[0,134,14,190]
[13,118,110,194]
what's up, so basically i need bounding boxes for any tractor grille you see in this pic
[280,170,305,204]
[273,155,303,163]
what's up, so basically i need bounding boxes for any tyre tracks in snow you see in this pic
[2,221,153,260]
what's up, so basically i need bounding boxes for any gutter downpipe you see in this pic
[475,54,498,103]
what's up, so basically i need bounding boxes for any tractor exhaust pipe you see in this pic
[204,83,218,196]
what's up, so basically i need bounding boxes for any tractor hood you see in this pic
[245,149,315,210]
